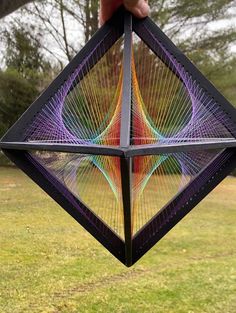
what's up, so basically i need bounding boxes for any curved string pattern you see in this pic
[132,35,236,145]
[24,37,124,146]
[31,151,124,238]
[131,151,220,234]
[24,31,235,239]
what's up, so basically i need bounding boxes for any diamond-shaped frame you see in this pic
[1,7,236,267]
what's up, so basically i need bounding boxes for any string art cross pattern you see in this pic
[1,8,236,267]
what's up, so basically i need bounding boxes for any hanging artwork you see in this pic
[1,8,236,267]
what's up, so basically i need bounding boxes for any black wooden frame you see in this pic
[1,7,236,267]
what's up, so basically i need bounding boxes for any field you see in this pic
[0,167,236,313]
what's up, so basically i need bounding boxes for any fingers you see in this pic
[99,0,123,25]
[124,0,149,18]
[99,0,150,26]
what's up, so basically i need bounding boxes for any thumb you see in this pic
[124,0,150,18]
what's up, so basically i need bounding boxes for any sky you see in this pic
[0,2,236,66]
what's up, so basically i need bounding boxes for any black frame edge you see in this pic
[126,140,236,157]
[0,142,125,157]
[120,157,133,267]
[120,11,132,148]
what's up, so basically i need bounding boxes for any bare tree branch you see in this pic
[58,0,72,61]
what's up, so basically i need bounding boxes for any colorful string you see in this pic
[25,33,236,238]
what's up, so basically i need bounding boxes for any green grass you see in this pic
[0,167,236,313]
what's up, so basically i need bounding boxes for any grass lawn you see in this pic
[0,167,236,313]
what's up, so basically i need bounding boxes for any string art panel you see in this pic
[1,8,236,267]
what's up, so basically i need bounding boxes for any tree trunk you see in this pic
[84,0,99,41]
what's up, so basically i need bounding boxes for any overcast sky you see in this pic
[0,4,236,66]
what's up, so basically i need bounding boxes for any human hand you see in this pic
[100,0,150,25]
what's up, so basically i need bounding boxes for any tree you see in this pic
[16,0,99,63]
[84,0,99,41]
[0,23,53,138]
[4,24,50,82]
[0,69,38,137]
